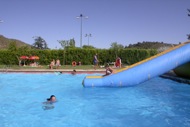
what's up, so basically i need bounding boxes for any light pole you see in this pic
[76,14,88,48]
[85,34,92,46]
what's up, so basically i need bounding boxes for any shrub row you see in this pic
[0,49,157,66]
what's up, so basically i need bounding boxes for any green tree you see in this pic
[18,46,30,51]
[69,38,76,48]
[58,39,73,65]
[58,38,76,49]
[32,36,48,49]
[187,34,190,40]
[110,42,124,58]
[83,45,96,49]
[7,41,18,65]
[110,42,124,50]
[58,40,69,49]
[8,41,17,51]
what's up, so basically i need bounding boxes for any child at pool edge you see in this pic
[103,64,114,76]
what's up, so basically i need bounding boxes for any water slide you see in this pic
[82,41,190,87]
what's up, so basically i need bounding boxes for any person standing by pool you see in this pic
[93,53,99,70]
[115,56,122,68]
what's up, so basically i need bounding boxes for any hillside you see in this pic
[126,41,178,52]
[0,35,31,49]
[0,35,180,51]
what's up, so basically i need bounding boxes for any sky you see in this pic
[0,0,189,49]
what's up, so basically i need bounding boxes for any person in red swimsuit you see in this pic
[115,57,121,68]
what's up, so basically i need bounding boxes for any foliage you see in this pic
[187,34,190,40]
[58,38,76,65]
[110,42,124,50]
[18,45,30,51]
[110,42,125,57]
[0,49,157,66]
[58,38,76,49]
[82,45,96,49]
[8,41,18,51]
[69,38,76,47]
[32,36,48,49]
[125,41,177,52]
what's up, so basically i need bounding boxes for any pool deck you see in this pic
[160,70,190,85]
[0,68,189,85]
[0,68,105,74]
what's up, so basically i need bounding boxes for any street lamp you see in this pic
[76,14,88,48]
[85,34,92,46]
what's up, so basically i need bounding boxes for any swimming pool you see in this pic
[0,73,190,127]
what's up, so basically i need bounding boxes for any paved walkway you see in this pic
[0,68,105,73]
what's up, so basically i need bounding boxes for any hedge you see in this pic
[0,49,157,66]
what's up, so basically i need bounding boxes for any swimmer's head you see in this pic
[71,70,77,75]
[47,95,56,102]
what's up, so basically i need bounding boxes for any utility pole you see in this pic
[85,34,92,46]
[76,14,88,48]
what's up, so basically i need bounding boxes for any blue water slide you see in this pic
[82,42,190,87]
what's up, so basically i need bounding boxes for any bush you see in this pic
[0,49,157,65]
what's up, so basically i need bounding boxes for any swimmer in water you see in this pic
[42,95,57,110]
[71,69,77,75]
[54,71,62,75]
[43,95,57,104]
[47,95,56,102]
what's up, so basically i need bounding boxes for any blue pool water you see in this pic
[0,73,190,127]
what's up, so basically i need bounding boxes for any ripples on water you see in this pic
[0,73,189,127]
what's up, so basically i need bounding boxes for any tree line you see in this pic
[0,42,157,66]
[32,9,190,50]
